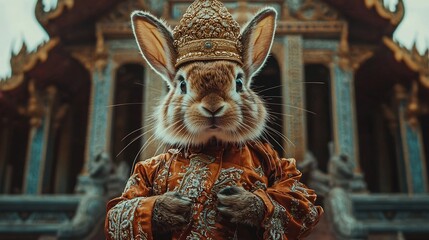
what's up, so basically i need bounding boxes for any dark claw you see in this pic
[219,186,239,196]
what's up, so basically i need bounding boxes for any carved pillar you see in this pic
[84,56,114,173]
[141,69,166,161]
[329,55,367,191]
[280,36,306,161]
[394,85,428,193]
[23,83,57,194]
[330,59,359,168]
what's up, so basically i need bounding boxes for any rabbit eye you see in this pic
[180,80,187,94]
[235,74,244,93]
[235,79,243,93]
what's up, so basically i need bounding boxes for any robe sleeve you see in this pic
[251,144,324,240]
[105,155,167,240]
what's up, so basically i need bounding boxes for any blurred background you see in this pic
[0,0,428,239]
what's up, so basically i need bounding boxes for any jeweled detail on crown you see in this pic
[173,0,243,67]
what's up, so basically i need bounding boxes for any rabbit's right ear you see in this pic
[131,11,177,84]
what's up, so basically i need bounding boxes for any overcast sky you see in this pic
[0,0,428,79]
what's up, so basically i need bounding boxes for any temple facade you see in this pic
[0,0,428,239]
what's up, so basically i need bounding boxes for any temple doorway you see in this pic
[0,115,29,194]
[48,63,91,194]
[304,64,332,172]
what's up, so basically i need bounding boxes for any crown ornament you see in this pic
[173,0,243,67]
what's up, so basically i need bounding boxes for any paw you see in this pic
[217,186,264,226]
[152,192,192,232]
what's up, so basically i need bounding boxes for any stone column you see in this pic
[329,57,366,191]
[84,57,115,173]
[394,85,428,193]
[23,84,56,194]
[280,35,306,161]
[141,69,166,161]
[330,59,359,168]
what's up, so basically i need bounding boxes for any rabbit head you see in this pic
[131,7,277,147]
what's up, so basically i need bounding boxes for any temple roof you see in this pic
[323,0,403,43]
[0,0,427,98]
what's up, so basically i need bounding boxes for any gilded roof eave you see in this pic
[383,37,429,89]
[0,38,60,91]
[364,0,404,26]
[322,0,405,43]
[35,0,75,26]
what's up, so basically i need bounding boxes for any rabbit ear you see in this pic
[241,8,277,79]
[131,11,177,84]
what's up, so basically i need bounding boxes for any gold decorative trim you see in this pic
[96,20,347,38]
[69,46,96,72]
[339,46,374,71]
[394,83,426,130]
[383,37,429,89]
[364,0,404,25]
[294,0,341,21]
[0,38,60,91]
[18,80,46,128]
[338,23,374,71]
[35,0,75,25]
[276,21,345,35]
[0,75,24,92]
[406,81,420,129]
[176,39,242,67]
[303,50,334,66]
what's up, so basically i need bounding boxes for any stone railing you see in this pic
[326,188,429,239]
[0,195,84,238]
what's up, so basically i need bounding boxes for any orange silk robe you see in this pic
[105,143,323,240]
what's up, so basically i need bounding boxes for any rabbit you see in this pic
[105,1,322,239]
[132,5,275,229]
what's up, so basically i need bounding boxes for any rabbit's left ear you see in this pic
[131,11,177,85]
[241,8,277,80]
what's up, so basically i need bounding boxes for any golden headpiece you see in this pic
[173,0,243,67]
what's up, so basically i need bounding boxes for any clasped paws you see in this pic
[217,186,264,226]
[152,192,192,232]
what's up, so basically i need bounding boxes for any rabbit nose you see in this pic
[201,105,225,117]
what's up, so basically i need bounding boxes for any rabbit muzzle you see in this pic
[197,93,232,130]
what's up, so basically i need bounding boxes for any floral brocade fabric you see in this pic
[105,143,323,240]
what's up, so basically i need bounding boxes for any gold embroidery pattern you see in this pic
[123,174,140,194]
[176,154,215,199]
[263,195,289,240]
[212,167,244,194]
[298,203,319,238]
[174,154,215,239]
[251,180,267,192]
[254,165,265,177]
[179,164,244,239]
[107,197,147,240]
[153,158,170,195]
[193,167,244,238]
[290,180,310,197]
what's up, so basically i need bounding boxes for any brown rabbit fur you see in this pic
[152,192,192,232]
[132,6,277,233]
[154,60,267,147]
